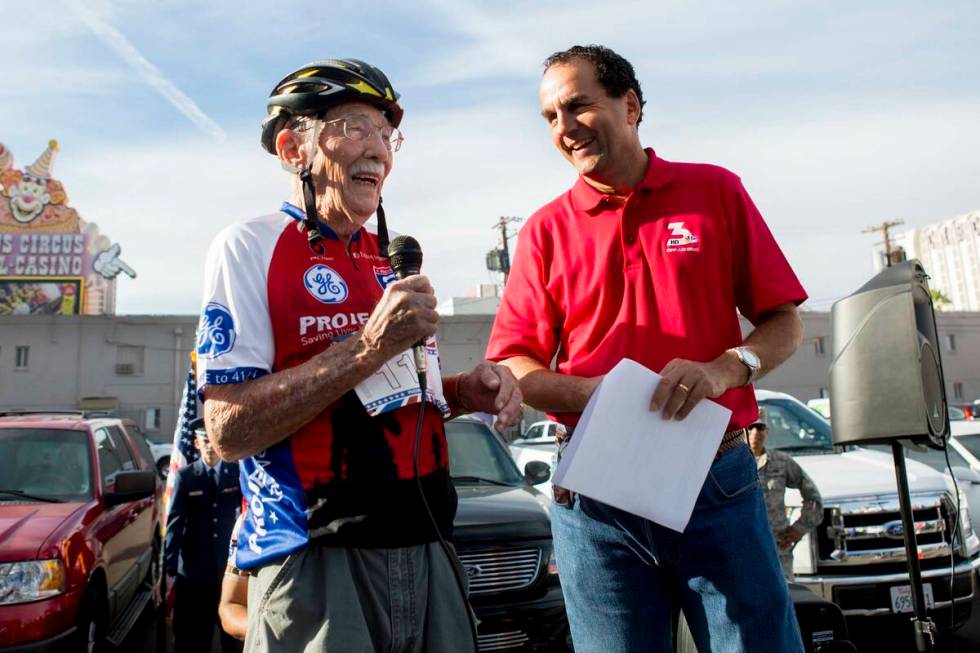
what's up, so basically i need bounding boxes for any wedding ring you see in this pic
[677,383,691,394]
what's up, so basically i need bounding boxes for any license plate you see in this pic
[889,584,935,614]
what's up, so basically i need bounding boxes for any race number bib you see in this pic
[355,336,449,417]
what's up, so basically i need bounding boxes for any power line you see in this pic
[487,216,522,285]
[862,219,905,265]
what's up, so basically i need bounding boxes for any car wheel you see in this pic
[75,584,108,653]
[157,456,170,479]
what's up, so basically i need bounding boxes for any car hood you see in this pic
[0,503,84,562]
[795,448,948,503]
[952,421,980,437]
[453,484,551,542]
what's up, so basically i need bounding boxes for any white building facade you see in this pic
[884,211,980,311]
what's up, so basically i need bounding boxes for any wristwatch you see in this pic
[729,347,761,386]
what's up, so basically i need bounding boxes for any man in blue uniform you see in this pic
[165,417,243,652]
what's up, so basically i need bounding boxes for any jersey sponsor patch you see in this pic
[197,302,237,359]
[304,264,349,304]
[374,264,396,289]
[235,449,308,569]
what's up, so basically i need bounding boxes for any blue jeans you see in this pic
[551,444,803,653]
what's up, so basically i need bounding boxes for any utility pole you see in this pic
[863,220,905,267]
[488,216,522,285]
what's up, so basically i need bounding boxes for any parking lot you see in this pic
[128,594,980,652]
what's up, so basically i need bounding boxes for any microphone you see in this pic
[387,236,428,392]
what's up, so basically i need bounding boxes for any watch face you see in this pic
[741,348,761,369]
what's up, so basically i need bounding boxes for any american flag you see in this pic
[159,361,200,616]
[162,365,201,533]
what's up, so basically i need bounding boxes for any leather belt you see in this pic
[716,427,747,458]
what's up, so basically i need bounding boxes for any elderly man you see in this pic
[487,45,807,652]
[748,416,823,581]
[196,59,522,653]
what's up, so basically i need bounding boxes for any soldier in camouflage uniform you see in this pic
[748,416,823,581]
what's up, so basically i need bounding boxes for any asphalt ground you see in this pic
[127,594,980,652]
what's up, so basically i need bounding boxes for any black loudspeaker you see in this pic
[830,259,949,448]
[788,584,854,653]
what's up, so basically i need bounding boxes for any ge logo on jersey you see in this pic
[304,264,349,304]
[197,303,236,359]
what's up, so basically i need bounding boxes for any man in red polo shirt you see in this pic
[486,45,807,652]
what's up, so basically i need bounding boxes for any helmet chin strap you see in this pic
[376,196,391,259]
[299,166,323,247]
[299,118,325,248]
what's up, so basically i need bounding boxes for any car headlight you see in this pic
[0,560,66,605]
[547,549,558,576]
[957,490,976,551]
[792,532,817,575]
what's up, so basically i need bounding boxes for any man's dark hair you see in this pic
[543,45,645,124]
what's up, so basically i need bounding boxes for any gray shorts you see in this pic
[244,543,476,653]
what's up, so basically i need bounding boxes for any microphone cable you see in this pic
[411,370,480,651]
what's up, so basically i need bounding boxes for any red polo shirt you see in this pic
[486,149,807,431]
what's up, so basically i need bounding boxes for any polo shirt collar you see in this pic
[569,147,676,212]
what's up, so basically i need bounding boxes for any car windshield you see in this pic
[0,429,93,501]
[956,435,980,460]
[864,442,970,473]
[758,398,834,454]
[949,406,966,421]
[446,419,525,486]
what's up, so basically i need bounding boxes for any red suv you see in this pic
[0,412,161,652]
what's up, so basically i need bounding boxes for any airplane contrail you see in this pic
[67,2,227,142]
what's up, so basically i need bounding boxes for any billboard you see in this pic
[0,140,134,315]
[0,278,83,315]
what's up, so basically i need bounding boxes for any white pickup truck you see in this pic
[760,389,980,628]
[510,391,980,628]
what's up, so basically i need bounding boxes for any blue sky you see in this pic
[3,1,978,314]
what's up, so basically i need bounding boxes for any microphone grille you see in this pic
[388,235,423,277]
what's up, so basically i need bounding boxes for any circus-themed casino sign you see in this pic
[0,140,135,315]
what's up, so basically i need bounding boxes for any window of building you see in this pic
[144,408,162,431]
[945,334,957,353]
[813,337,826,357]
[115,345,145,376]
[819,387,829,398]
[954,382,964,401]
[14,346,29,370]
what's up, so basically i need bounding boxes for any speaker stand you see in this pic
[892,441,938,652]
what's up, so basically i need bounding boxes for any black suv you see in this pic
[446,416,569,652]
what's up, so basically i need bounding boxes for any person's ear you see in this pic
[276,127,308,170]
[624,89,641,127]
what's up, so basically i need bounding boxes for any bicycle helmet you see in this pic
[261,58,403,250]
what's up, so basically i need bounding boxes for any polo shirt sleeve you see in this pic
[195,221,275,394]
[486,218,562,365]
[727,177,808,324]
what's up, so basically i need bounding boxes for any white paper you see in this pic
[553,358,732,532]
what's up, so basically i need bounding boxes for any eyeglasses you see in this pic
[322,114,404,152]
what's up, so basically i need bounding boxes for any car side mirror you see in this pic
[951,466,980,485]
[524,460,551,485]
[105,470,157,507]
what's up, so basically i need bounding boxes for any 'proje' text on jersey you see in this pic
[196,205,453,569]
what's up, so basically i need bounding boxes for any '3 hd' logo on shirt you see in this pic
[665,221,700,253]
[197,302,236,359]
[304,264,349,304]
